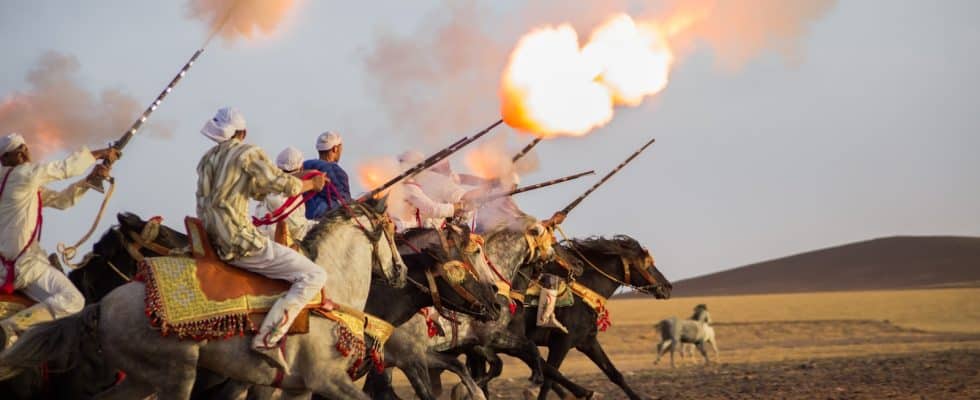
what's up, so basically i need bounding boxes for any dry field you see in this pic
[395,287,980,399]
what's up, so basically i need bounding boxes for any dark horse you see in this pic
[0,213,185,400]
[458,236,671,399]
[527,236,672,400]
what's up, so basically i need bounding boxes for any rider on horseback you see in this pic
[254,146,316,246]
[0,133,119,349]
[196,108,332,370]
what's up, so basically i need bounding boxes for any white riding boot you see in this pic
[536,288,568,333]
[0,303,56,350]
[252,298,302,373]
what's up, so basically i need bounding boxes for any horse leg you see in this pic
[653,339,670,365]
[428,353,487,400]
[576,338,644,400]
[696,342,710,364]
[537,338,575,400]
[400,360,437,400]
[710,338,720,359]
[363,367,401,400]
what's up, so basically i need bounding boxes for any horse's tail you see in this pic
[0,304,100,380]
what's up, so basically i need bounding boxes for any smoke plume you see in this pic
[0,51,173,158]
[186,0,297,42]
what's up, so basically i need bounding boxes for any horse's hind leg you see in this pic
[653,339,671,364]
[576,338,644,400]
[696,342,710,364]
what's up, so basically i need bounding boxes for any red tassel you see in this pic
[425,317,439,338]
[508,301,517,315]
[114,371,127,385]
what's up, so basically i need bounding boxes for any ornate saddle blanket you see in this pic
[523,280,575,308]
[0,292,35,320]
[138,217,324,340]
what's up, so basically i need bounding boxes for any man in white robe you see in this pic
[254,147,316,245]
[196,107,330,370]
[388,151,462,232]
[0,133,119,348]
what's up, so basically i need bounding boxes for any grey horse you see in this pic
[654,304,715,367]
[0,200,406,399]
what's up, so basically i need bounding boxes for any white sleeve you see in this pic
[404,185,454,219]
[30,146,97,187]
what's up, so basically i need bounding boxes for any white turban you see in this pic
[276,146,304,172]
[0,133,25,154]
[201,107,246,143]
[315,131,343,151]
[397,150,424,168]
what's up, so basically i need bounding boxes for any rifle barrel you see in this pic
[364,119,504,198]
[480,170,594,202]
[512,137,543,163]
[559,138,656,216]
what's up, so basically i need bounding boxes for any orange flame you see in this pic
[500,14,679,138]
[355,157,400,194]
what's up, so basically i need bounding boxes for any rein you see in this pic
[554,226,662,292]
[58,178,116,268]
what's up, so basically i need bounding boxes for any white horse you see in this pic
[654,305,716,367]
[0,200,406,399]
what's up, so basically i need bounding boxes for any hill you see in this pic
[667,236,980,297]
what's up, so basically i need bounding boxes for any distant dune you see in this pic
[666,236,980,297]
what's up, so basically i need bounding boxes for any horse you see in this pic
[0,198,408,399]
[68,212,188,302]
[526,235,672,400]
[363,215,562,400]
[0,212,188,399]
[655,304,717,367]
[220,225,505,400]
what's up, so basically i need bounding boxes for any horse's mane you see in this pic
[300,197,386,257]
[564,235,649,263]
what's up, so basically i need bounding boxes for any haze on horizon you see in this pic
[1,0,977,281]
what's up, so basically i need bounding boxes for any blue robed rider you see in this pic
[302,131,349,220]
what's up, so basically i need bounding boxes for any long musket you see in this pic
[511,137,543,163]
[558,138,656,216]
[83,48,206,192]
[362,119,504,199]
[478,170,595,202]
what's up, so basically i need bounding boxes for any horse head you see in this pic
[69,213,187,302]
[303,197,407,297]
[565,235,672,299]
[407,248,502,323]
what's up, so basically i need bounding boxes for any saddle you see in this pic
[139,217,321,339]
[523,280,575,308]
[0,292,34,320]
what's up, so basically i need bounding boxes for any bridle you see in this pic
[339,202,404,288]
[81,221,177,282]
[401,228,493,321]
[553,227,664,293]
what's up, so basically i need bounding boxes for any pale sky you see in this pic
[2,1,978,281]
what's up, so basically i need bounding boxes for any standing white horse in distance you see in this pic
[654,303,717,367]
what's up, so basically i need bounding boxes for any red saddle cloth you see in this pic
[138,217,318,340]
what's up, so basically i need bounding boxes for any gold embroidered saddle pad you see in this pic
[138,217,323,340]
[0,292,35,319]
[523,281,575,308]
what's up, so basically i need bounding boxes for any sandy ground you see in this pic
[391,288,980,399]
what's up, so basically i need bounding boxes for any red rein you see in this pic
[252,171,324,227]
